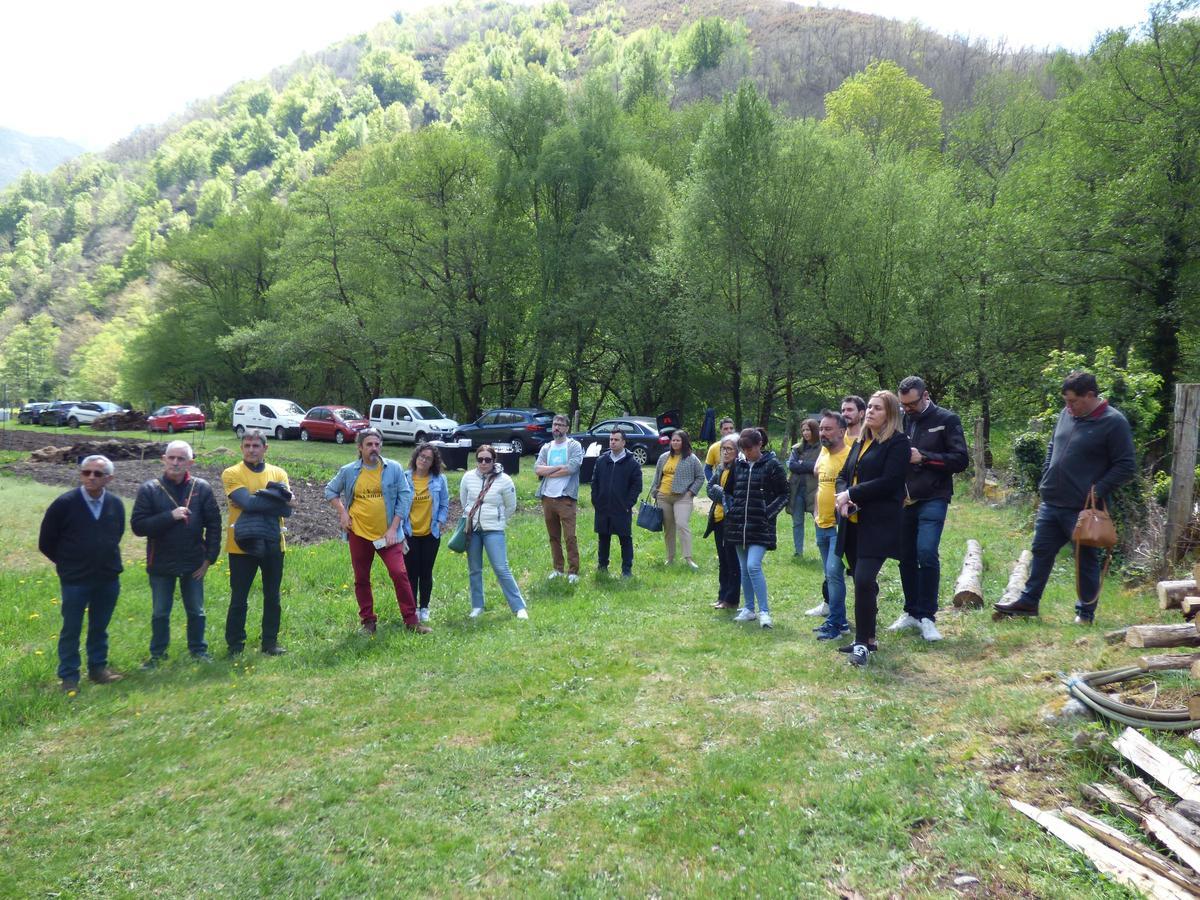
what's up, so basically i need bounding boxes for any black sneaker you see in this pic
[837,641,877,653]
[261,644,287,656]
[848,643,870,667]
[228,644,244,657]
[140,656,165,671]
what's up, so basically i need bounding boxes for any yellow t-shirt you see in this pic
[659,454,679,496]
[349,463,387,541]
[713,468,730,523]
[814,444,852,529]
[221,461,291,554]
[705,440,723,468]
[409,474,432,537]
[848,438,873,524]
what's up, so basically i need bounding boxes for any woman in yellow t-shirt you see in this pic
[403,443,450,623]
[650,429,705,568]
[702,436,741,609]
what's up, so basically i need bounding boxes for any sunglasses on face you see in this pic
[477,457,494,463]
[81,470,108,478]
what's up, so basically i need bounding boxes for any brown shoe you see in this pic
[60,679,79,693]
[87,667,124,685]
[992,600,1039,618]
[406,623,432,634]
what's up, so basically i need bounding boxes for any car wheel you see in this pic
[167,423,175,434]
[335,431,345,445]
[414,431,427,445]
[235,425,245,438]
[631,446,648,466]
[301,429,310,441]
[275,426,286,441]
[510,436,526,456]
[68,417,79,428]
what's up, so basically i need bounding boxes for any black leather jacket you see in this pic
[902,402,969,503]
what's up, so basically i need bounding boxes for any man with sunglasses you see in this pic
[39,455,126,693]
[131,440,223,667]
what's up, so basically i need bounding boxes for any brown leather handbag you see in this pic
[1074,487,1118,549]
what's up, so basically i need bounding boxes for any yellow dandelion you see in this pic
[35,650,43,655]
[66,690,77,698]
[50,599,58,605]
[28,613,39,620]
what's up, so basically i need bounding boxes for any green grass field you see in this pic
[0,457,1174,897]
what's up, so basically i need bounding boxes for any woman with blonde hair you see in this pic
[834,390,910,667]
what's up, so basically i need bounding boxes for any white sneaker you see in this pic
[547,571,563,580]
[418,608,430,623]
[684,559,699,571]
[567,574,579,585]
[805,602,829,617]
[515,608,529,620]
[887,613,920,632]
[733,608,758,623]
[469,607,483,618]
[918,618,943,642]
[759,612,773,629]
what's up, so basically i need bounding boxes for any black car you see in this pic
[451,408,556,456]
[18,402,50,424]
[571,417,670,466]
[39,401,83,427]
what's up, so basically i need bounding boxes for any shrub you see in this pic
[207,398,234,430]
[1010,431,1046,493]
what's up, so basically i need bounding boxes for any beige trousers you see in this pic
[658,492,694,562]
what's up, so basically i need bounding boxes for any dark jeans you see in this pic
[898,498,949,622]
[598,532,634,574]
[149,573,207,658]
[58,578,120,680]
[226,548,284,650]
[713,520,741,606]
[1018,502,1103,617]
[404,534,441,608]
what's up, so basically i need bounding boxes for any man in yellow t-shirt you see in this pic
[704,416,737,481]
[812,411,852,641]
[222,429,291,656]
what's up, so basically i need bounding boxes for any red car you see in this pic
[147,405,207,433]
[300,405,369,444]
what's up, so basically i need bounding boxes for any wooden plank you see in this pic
[1061,806,1200,891]
[1166,384,1200,565]
[1008,800,1192,899]
[1125,624,1200,649]
[999,550,1033,606]
[1140,653,1200,672]
[952,540,984,608]
[1113,728,1200,804]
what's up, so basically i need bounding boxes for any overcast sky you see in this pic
[1,0,1157,150]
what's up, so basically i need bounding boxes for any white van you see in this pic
[369,397,458,444]
[232,398,308,441]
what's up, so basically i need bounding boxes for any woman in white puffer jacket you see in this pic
[459,445,528,619]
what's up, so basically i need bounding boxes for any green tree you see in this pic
[824,59,943,156]
[0,312,60,399]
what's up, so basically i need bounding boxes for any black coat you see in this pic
[836,431,911,561]
[903,402,969,502]
[131,475,222,576]
[722,453,789,549]
[591,451,643,536]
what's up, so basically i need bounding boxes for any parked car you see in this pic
[450,408,556,456]
[147,405,207,433]
[18,402,50,424]
[231,398,307,440]
[571,417,669,466]
[301,405,369,444]
[39,401,83,427]
[65,402,123,427]
[368,397,458,444]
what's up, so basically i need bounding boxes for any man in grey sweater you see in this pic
[995,370,1136,623]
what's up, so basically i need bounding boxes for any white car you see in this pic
[66,402,123,427]
[369,397,458,444]
[232,398,308,441]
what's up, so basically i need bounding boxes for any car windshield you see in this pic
[282,402,306,417]
[338,408,365,421]
[413,405,442,420]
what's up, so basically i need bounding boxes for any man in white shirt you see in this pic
[535,414,584,583]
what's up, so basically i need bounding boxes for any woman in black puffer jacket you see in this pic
[723,428,789,629]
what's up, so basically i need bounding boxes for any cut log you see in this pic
[1183,597,1200,620]
[998,550,1033,606]
[1191,697,1200,721]
[952,540,984,609]
[1106,627,1131,645]
[1194,563,1200,587]
[1114,728,1200,804]
[1125,624,1200,649]
[1061,806,1200,892]
[1160,580,1198,610]
[1008,799,1192,899]
[1140,653,1200,672]
[1176,800,1200,829]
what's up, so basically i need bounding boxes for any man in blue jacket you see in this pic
[131,440,222,667]
[995,371,1136,623]
[39,454,125,692]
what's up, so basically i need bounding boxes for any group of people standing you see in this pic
[36,369,1135,690]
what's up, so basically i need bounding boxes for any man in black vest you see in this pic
[890,376,969,642]
[995,370,1136,623]
[131,440,223,667]
[39,454,126,693]
[590,429,643,578]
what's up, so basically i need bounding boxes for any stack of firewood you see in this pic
[1014,728,1200,898]
[29,440,164,463]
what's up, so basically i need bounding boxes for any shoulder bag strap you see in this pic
[1075,487,1111,611]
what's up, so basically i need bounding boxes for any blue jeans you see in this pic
[149,573,207,658]
[815,524,847,629]
[736,544,769,613]
[792,514,806,556]
[1019,503,1103,617]
[58,578,120,681]
[898,498,949,622]
[467,530,526,612]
